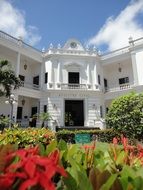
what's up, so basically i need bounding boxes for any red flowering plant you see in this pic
[0,144,67,190]
[81,141,96,169]
[109,135,143,172]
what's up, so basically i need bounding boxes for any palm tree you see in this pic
[38,112,52,128]
[0,60,21,97]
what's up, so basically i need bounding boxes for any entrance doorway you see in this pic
[17,107,23,119]
[65,100,84,126]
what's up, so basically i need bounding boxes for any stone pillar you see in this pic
[87,63,91,86]
[57,62,61,84]
[49,61,53,83]
[16,52,20,77]
[13,95,18,122]
[84,98,89,126]
[131,52,138,85]
[94,64,98,89]
[40,62,44,89]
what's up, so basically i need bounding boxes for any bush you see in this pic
[106,92,143,140]
[0,127,55,147]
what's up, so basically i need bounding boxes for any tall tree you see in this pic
[0,60,21,97]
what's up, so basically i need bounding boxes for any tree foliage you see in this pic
[0,60,21,97]
[106,92,143,139]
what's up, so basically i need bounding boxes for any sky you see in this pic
[0,0,143,52]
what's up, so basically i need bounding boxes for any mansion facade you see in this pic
[0,30,143,129]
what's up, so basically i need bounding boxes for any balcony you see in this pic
[21,81,40,90]
[105,83,131,93]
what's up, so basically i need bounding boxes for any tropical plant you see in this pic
[0,144,67,190]
[1,137,143,189]
[0,127,55,147]
[0,60,21,97]
[0,116,9,130]
[106,92,143,140]
[38,112,52,128]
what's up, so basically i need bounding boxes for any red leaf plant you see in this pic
[112,135,143,166]
[0,146,67,190]
[81,141,96,169]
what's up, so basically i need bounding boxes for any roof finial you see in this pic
[49,43,53,49]
[57,43,61,49]
[128,36,134,46]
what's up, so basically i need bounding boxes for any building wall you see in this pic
[1,32,143,128]
[135,49,143,85]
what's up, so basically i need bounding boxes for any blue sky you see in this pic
[0,0,143,52]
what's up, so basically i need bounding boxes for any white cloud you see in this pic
[88,0,143,51]
[0,0,41,46]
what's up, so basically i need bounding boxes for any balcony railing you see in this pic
[21,81,40,90]
[0,30,41,53]
[105,83,131,93]
[61,83,87,90]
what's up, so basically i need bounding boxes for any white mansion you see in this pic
[0,30,143,129]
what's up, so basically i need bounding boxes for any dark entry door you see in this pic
[65,100,84,126]
[17,107,23,119]
[31,107,37,116]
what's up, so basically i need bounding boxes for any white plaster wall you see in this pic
[19,61,41,85]
[103,60,134,89]
[135,51,143,85]
[44,56,97,87]
[18,96,39,119]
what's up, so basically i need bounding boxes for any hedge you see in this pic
[56,129,119,143]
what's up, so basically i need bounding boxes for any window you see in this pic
[45,72,48,83]
[98,75,101,85]
[68,72,79,84]
[100,106,103,118]
[44,105,47,113]
[33,75,39,85]
[104,78,108,91]
[119,77,129,85]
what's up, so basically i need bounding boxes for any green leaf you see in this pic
[100,174,117,190]
[63,172,78,190]
[38,143,46,156]
[58,139,67,151]
[46,140,57,155]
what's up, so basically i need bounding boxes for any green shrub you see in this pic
[0,126,55,147]
[56,129,118,143]
[106,92,143,140]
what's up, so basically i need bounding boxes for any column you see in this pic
[84,98,89,126]
[16,52,20,77]
[49,61,53,83]
[57,62,61,83]
[13,95,18,122]
[87,63,91,85]
[131,52,138,85]
[94,63,98,89]
[40,62,44,89]
[48,61,53,88]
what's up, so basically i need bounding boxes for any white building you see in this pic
[0,31,143,129]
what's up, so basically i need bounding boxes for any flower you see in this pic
[0,146,67,190]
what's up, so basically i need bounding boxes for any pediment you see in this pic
[63,39,84,51]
